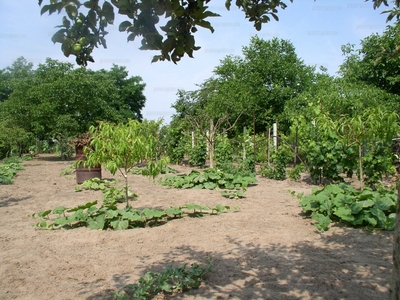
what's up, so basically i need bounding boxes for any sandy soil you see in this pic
[0,154,394,300]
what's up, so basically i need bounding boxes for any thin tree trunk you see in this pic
[209,119,214,168]
[124,170,129,207]
[390,184,400,299]
[253,112,256,172]
[359,144,364,189]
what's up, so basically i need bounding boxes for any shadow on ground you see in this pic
[0,195,32,207]
[84,229,393,300]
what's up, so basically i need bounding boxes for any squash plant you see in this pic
[84,120,168,207]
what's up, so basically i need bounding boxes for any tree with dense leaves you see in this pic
[38,0,293,66]
[98,65,147,121]
[209,36,315,134]
[285,74,400,121]
[339,23,400,96]
[0,58,147,149]
[172,79,244,167]
[0,57,34,103]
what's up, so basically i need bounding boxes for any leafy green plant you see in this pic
[84,120,168,207]
[60,163,76,176]
[114,260,213,300]
[75,178,133,205]
[0,156,30,184]
[296,183,397,231]
[159,168,257,198]
[130,165,177,175]
[31,201,233,230]
[259,144,292,181]
[188,139,207,167]
[288,163,305,181]
[220,189,246,199]
[214,134,233,168]
[362,144,396,188]
[74,177,115,192]
[0,162,24,184]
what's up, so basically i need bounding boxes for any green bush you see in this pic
[188,140,207,167]
[114,261,213,300]
[296,183,397,231]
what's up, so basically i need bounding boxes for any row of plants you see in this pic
[159,168,257,199]
[286,107,399,187]
[0,155,32,184]
[295,183,397,231]
[114,261,213,300]
[31,200,233,230]
[32,118,239,230]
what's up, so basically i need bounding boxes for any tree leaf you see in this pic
[102,1,115,24]
[119,20,132,32]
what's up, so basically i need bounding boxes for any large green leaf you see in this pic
[370,207,387,225]
[110,218,129,230]
[311,212,331,231]
[87,215,105,230]
[332,193,353,207]
[374,197,396,211]
[349,202,363,214]
[322,184,344,195]
[53,216,69,226]
[203,182,217,189]
[383,213,396,230]
[333,206,354,222]
[53,206,67,214]
[68,200,98,212]
[105,209,119,219]
[319,199,333,215]
[360,199,375,208]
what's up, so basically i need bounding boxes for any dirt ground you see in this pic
[0,154,395,300]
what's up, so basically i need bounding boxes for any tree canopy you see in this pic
[38,0,293,66]
[172,36,315,135]
[37,0,400,67]
[339,22,400,96]
[0,57,146,144]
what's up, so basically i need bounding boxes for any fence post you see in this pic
[273,123,278,151]
[243,126,246,160]
[268,128,271,166]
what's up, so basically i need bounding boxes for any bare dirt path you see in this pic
[0,154,394,300]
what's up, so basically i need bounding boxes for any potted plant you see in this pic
[70,132,101,184]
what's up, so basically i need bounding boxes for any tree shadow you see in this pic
[0,195,32,207]
[83,274,131,300]
[36,155,75,162]
[86,229,392,299]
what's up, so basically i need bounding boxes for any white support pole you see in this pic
[191,131,194,148]
[273,123,278,151]
[206,130,209,154]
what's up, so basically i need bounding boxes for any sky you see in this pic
[0,1,395,124]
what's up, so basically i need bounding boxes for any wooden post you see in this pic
[268,128,271,166]
[209,119,215,168]
[243,126,246,160]
[294,123,298,166]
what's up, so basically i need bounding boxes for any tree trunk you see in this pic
[209,119,215,168]
[390,184,400,299]
[359,144,364,189]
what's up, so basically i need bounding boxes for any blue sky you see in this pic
[0,1,394,123]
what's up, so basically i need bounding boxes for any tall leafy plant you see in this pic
[338,108,398,188]
[84,120,168,207]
